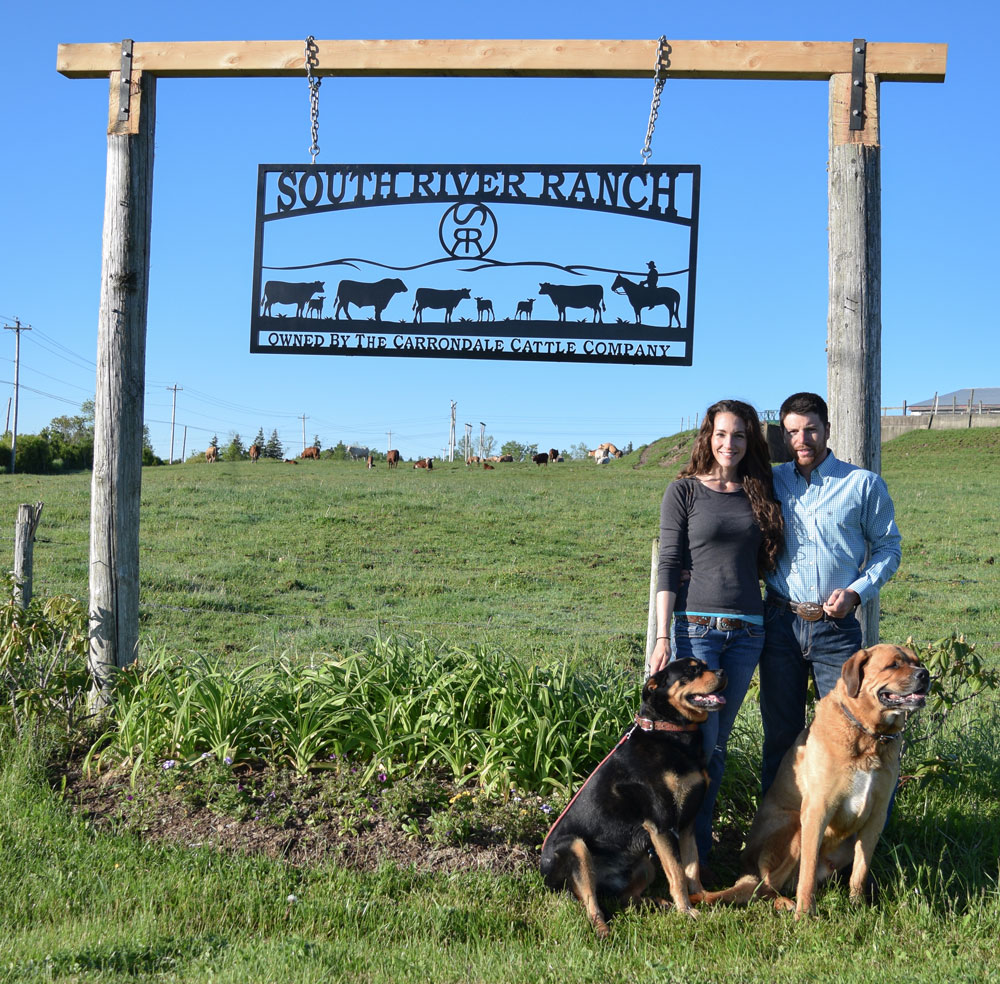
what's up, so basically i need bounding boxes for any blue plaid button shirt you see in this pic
[764,452,901,606]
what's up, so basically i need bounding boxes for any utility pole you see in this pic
[166,383,182,463]
[386,430,392,455]
[3,318,31,474]
[300,414,306,452]
[464,422,472,462]
[181,425,187,462]
[448,400,457,462]
[479,421,486,459]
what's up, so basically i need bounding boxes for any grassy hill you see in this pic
[1,429,999,982]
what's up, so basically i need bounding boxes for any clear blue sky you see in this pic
[1,1,995,462]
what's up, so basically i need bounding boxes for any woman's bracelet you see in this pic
[656,636,669,641]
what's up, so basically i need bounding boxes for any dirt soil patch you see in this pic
[62,759,549,876]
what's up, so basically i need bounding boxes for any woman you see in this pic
[649,399,783,877]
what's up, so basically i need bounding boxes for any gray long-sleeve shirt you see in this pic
[657,478,764,616]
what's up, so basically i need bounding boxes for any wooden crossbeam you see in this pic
[57,39,946,83]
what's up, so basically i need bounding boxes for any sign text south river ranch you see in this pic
[251,164,699,366]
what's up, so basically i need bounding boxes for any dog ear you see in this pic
[841,649,870,698]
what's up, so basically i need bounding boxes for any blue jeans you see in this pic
[671,616,765,864]
[758,604,863,795]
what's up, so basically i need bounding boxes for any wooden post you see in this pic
[88,68,155,710]
[827,68,881,645]
[644,538,659,679]
[13,502,43,609]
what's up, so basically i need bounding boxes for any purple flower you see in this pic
[162,760,176,770]
[541,804,553,813]
[378,773,387,783]
[127,794,133,801]
[224,756,233,765]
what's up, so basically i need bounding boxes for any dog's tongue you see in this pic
[693,693,726,706]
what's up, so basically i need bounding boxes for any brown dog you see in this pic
[696,644,929,917]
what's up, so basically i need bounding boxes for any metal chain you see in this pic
[305,36,322,163]
[640,36,671,164]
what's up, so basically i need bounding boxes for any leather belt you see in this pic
[679,614,757,632]
[765,594,828,622]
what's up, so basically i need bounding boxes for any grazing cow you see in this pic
[366,454,375,469]
[333,278,407,321]
[413,287,471,323]
[386,449,400,469]
[483,463,494,470]
[499,454,514,462]
[248,444,260,463]
[306,296,325,318]
[301,446,320,460]
[414,458,433,469]
[475,297,495,322]
[515,299,534,319]
[205,446,218,464]
[347,445,370,461]
[548,448,559,463]
[538,283,605,322]
[262,280,325,318]
[532,452,549,466]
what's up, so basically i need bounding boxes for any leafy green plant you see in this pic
[0,571,89,741]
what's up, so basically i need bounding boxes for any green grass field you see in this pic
[1,428,999,982]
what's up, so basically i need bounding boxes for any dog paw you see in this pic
[773,896,795,913]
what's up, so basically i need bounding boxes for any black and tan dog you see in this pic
[540,657,727,936]
[695,644,929,917]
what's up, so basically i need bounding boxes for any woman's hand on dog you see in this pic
[649,637,671,675]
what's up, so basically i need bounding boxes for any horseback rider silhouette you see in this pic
[639,260,659,289]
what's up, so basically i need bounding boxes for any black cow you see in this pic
[538,283,605,323]
[262,281,325,318]
[333,278,408,321]
[413,288,471,323]
[532,452,549,465]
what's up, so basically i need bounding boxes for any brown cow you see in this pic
[483,463,494,470]
[532,452,549,465]
[499,454,514,462]
[466,455,480,465]
[301,446,320,460]
[387,449,400,469]
[548,448,559,462]
[248,444,260,463]
[414,458,433,469]
[284,458,298,464]
[205,446,218,464]
[366,454,375,469]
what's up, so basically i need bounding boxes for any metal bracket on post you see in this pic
[118,39,134,122]
[849,38,867,130]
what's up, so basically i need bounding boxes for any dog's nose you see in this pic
[915,667,930,688]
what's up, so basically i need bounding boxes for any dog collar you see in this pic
[634,714,698,733]
[838,702,902,743]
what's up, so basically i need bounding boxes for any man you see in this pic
[759,392,901,794]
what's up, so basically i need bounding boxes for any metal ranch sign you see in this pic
[251,163,699,365]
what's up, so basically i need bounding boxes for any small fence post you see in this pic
[13,501,43,609]
[644,538,659,679]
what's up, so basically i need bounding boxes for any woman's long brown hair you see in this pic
[678,399,784,572]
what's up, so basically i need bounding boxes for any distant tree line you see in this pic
[1,399,161,474]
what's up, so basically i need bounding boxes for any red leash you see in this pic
[541,724,638,854]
